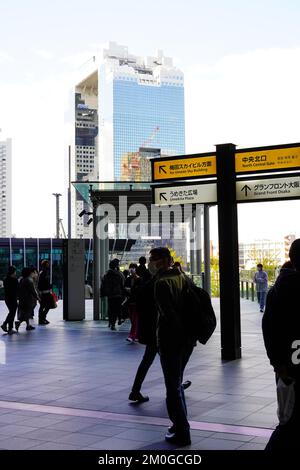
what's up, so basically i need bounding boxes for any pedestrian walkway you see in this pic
[0,298,276,450]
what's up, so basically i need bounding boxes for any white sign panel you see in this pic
[236,176,300,202]
[154,183,217,206]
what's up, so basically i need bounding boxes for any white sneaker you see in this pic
[126,337,133,343]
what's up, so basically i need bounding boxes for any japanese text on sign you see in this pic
[235,146,300,173]
[153,155,216,181]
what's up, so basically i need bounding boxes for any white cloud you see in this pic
[185,47,300,153]
[33,49,54,60]
[0,51,14,63]
[185,46,300,243]
[0,71,77,237]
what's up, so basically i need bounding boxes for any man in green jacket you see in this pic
[149,247,195,446]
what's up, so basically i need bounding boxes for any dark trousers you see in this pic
[3,302,18,331]
[39,294,50,322]
[257,291,267,310]
[132,344,158,393]
[108,297,122,327]
[160,343,194,436]
[266,376,300,450]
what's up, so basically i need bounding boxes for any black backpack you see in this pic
[183,278,217,345]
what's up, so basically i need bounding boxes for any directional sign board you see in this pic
[236,175,300,202]
[152,154,216,181]
[154,182,217,206]
[235,144,300,174]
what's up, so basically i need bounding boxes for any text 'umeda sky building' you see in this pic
[73,41,185,238]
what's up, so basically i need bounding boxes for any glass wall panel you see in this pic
[26,244,38,269]
[11,242,24,278]
[0,245,10,300]
[52,248,63,298]
[38,240,51,267]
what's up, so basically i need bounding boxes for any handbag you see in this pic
[49,291,58,309]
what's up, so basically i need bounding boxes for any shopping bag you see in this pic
[277,377,295,425]
[49,291,58,309]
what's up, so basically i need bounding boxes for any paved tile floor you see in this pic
[0,298,276,450]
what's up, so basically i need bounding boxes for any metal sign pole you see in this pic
[216,143,241,360]
[189,210,195,275]
[92,199,100,321]
[195,204,202,279]
[203,204,211,295]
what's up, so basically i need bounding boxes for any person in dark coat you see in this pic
[101,259,124,330]
[38,260,52,325]
[128,277,157,401]
[278,260,294,277]
[262,238,300,450]
[124,263,142,342]
[136,257,151,284]
[1,265,19,335]
[149,247,195,446]
[129,276,192,403]
[30,267,39,321]
[15,267,40,332]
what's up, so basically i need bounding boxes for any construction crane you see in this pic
[121,126,160,180]
[141,126,160,148]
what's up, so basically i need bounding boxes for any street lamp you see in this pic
[52,193,62,239]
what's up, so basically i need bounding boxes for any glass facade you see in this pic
[113,80,185,180]
[11,243,25,277]
[0,238,136,300]
[0,244,10,287]
[0,239,64,300]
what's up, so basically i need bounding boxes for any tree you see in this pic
[164,245,185,266]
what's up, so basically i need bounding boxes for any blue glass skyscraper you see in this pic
[99,42,185,181]
[73,42,185,238]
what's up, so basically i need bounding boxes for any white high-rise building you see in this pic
[0,138,12,237]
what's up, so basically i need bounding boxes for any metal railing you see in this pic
[240,280,256,301]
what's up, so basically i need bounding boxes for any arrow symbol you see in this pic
[159,192,167,201]
[241,184,252,197]
[159,165,167,174]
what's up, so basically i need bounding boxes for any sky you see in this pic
[1,0,300,242]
